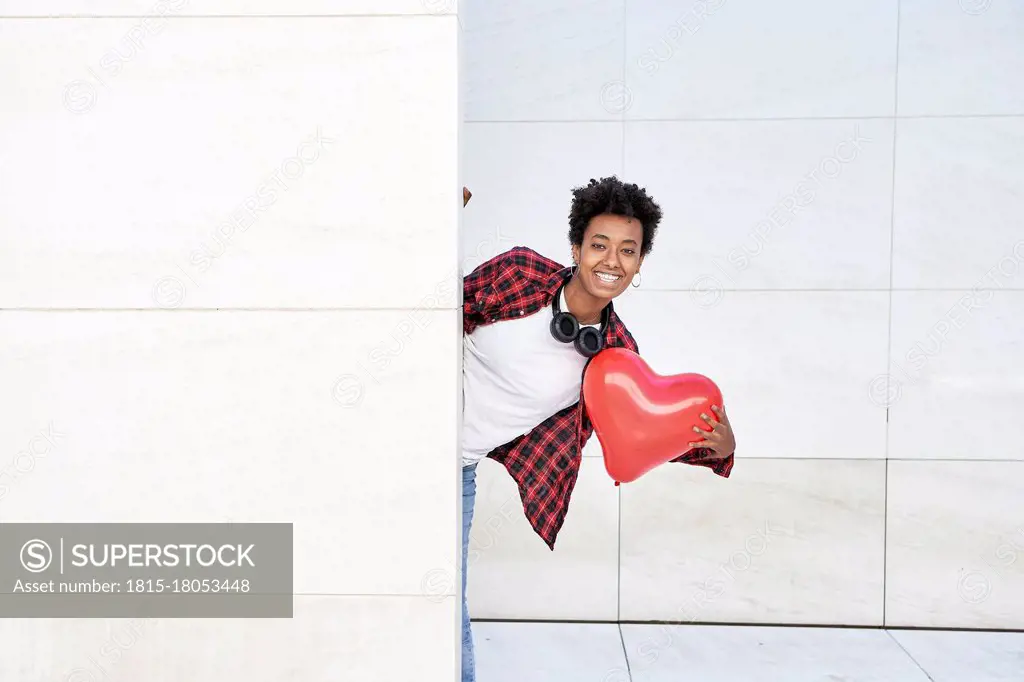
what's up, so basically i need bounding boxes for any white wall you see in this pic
[0,2,463,680]
[461,0,1024,630]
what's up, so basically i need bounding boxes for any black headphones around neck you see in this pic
[549,278,611,358]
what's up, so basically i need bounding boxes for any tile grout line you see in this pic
[884,630,936,682]
[606,2,643,658]
[618,484,623,623]
[473,618,1022,632]
[618,0,627,628]
[468,113,1024,123]
[620,0,628,178]
[882,0,902,628]
[616,622,634,681]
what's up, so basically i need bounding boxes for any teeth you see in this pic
[596,273,621,282]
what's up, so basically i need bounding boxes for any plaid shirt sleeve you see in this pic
[462,249,511,335]
[670,448,734,476]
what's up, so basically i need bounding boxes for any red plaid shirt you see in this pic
[463,246,734,550]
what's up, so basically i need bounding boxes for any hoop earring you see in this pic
[631,271,642,288]
[570,262,578,277]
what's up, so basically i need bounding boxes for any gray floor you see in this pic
[473,622,1024,681]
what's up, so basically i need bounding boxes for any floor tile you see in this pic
[620,624,932,682]
[473,622,630,682]
[889,629,1024,682]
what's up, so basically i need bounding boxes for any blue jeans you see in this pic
[461,463,478,682]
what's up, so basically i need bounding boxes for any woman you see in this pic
[459,176,736,681]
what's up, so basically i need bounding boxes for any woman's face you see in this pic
[571,214,645,301]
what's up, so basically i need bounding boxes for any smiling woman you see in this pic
[563,177,663,324]
[457,175,736,682]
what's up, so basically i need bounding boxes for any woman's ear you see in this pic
[463,186,472,206]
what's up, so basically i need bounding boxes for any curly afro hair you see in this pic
[567,176,662,257]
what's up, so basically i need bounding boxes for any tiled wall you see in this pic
[0,2,463,680]
[461,0,1024,630]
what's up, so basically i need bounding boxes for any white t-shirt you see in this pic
[461,287,599,468]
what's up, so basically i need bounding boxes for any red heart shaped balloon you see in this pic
[583,347,724,484]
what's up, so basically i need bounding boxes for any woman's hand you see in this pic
[688,404,735,459]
